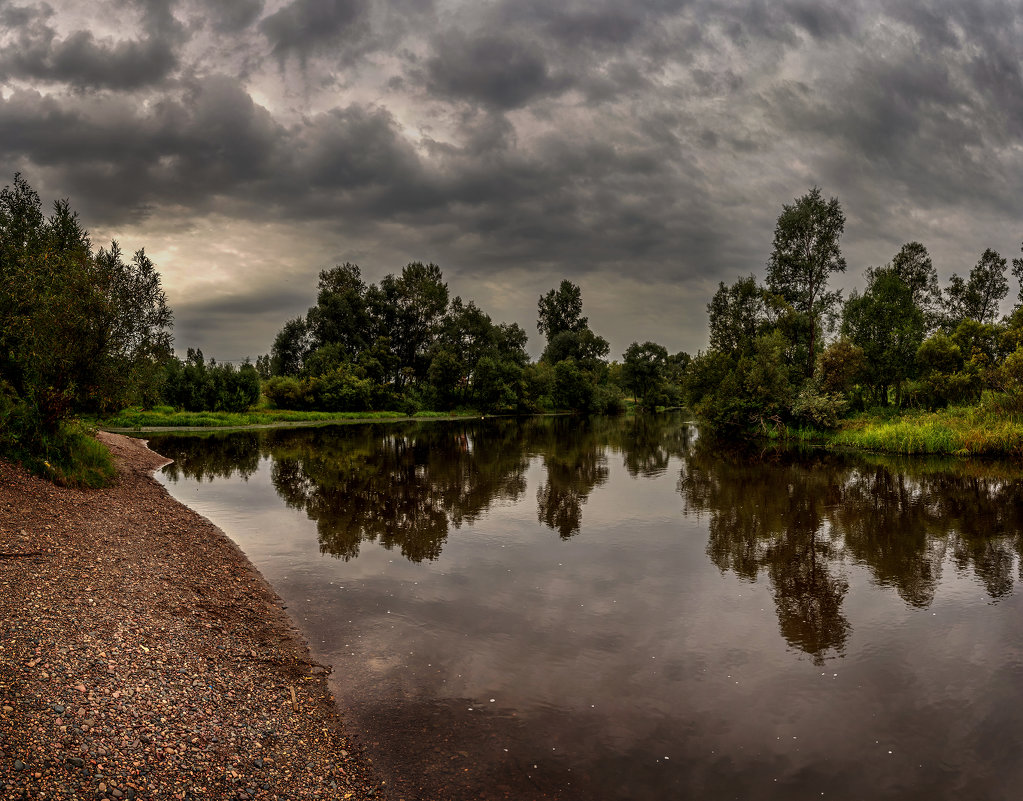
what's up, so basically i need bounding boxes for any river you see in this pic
[147,415,1023,800]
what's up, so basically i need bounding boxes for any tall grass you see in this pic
[824,404,1023,456]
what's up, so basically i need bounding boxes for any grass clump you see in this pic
[3,421,116,488]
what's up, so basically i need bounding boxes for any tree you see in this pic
[708,275,771,355]
[622,341,668,409]
[944,248,1008,327]
[766,187,847,377]
[371,262,449,386]
[270,317,311,377]
[884,242,942,332]
[306,262,369,357]
[537,280,586,341]
[542,327,610,369]
[1011,241,1023,307]
[841,268,925,406]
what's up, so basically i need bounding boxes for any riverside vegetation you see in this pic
[6,173,1023,485]
[689,187,1023,455]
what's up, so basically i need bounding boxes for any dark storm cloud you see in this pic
[259,0,367,60]
[423,31,570,110]
[295,105,423,190]
[0,75,284,220]
[0,29,177,89]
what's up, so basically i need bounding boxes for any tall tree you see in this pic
[537,280,587,341]
[884,242,942,331]
[374,262,449,386]
[270,317,311,377]
[707,275,771,355]
[306,262,369,357]
[766,187,847,377]
[944,248,1008,327]
[842,268,925,406]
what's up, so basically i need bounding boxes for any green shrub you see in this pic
[263,375,315,410]
[311,366,373,412]
[791,386,846,430]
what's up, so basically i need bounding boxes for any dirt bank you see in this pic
[0,432,385,800]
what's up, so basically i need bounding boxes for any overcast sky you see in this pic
[3,0,1022,360]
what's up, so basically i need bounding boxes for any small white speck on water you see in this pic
[490,699,495,702]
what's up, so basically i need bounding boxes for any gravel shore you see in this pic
[0,432,385,800]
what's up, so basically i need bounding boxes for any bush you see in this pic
[553,358,596,412]
[595,382,627,415]
[819,339,866,396]
[791,386,846,430]
[263,376,315,410]
[311,366,373,412]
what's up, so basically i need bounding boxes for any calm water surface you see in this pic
[148,416,1023,800]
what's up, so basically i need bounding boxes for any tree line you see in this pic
[688,186,1023,434]
[258,264,688,415]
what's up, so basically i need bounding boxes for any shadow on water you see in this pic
[150,417,1023,800]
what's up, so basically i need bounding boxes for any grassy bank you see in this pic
[784,402,1023,457]
[93,406,466,430]
[1,421,116,488]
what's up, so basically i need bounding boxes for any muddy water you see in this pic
[149,416,1023,800]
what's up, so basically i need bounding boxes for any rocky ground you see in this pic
[0,432,386,800]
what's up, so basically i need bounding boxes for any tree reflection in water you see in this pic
[152,417,1023,663]
[681,441,1023,662]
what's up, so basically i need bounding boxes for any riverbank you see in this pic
[0,432,385,800]
[93,407,460,431]
[784,403,1023,457]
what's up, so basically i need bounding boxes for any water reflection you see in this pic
[151,417,1023,665]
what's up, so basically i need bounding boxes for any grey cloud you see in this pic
[0,1,54,28]
[295,105,422,190]
[423,31,570,109]
[259,0,366,60]
[206,0,265,33]
[0,24,177,90]
[0,75,284,220]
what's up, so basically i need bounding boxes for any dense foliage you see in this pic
[262,266,686,414]
[686,186,1023,437]
[0,175,172,474]
[162,349,261,413]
